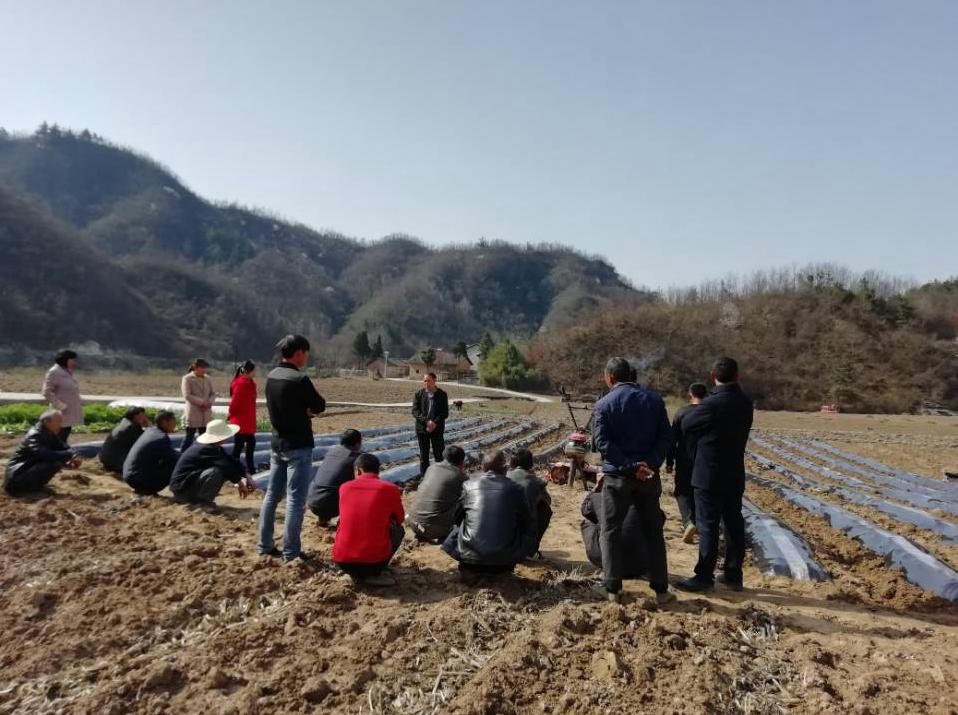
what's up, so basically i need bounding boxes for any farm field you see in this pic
[0,375,957,714]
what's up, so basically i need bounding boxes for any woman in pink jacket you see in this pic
[181,359,216,450]
[42,349,83,443]
[228,360,258,474]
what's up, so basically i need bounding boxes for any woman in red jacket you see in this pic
[228,360,258,474]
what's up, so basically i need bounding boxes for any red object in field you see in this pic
[547,462,571,485]
[820,404,841,414]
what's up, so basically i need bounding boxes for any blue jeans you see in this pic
[258,447,313,559]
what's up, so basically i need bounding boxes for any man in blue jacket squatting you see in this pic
[592,356,675,605]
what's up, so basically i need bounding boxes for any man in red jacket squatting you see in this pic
[332,453,406,587]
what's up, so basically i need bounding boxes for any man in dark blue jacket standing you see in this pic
[676,357,754,592]
[592,357,673,604]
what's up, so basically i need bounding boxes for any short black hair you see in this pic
[340,429,362,448]
[713,356,739,383]
[482,450,507,474]
[689,383,708,399]
[356,452,381,474]
[155,410,177,426]
[443,445,466,467]
[426,372,437,381]
[604,357,631,383]
[54,349,78,367]
[124,406,146,421]
[276,334,311,359]
[512,448,534,470]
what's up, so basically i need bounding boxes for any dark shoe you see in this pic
[716,574,744,591]
[360,571,397,587]
[675,577,715,593]
[592,584,621,603]
[260,547,282,558]
[284,551,313,564]
[655,590,677,605]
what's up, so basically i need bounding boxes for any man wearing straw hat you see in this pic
[170,419,256,508]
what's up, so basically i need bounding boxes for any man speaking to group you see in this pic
[412,372,449,478]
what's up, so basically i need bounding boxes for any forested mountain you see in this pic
[0,125,648,363]
[532,267,958,413]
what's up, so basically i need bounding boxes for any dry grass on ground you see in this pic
[1,382,957,714]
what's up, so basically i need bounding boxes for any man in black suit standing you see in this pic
[412,372,449,477]
[676,357,754,593]
[665,382,708,544]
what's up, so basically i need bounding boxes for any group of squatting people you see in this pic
[4,338,753,600]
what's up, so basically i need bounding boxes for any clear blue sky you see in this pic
[2,1,956,289]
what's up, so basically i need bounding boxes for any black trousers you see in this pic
[182,427,205,451]
[308,486,340,521]
[417,430,445,476]
[530,501,553,555]
[336,522,404,578]
[233,433,256,475]
[174,467,227,505]
[694,489,745,583]
[4,462,62,494]
[599,473,669,594]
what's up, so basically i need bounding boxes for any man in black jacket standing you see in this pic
[258,334,327,562]
[676,357,754,592]
[412,372,448,478]
[665,383,708,543]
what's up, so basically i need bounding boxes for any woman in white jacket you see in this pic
[41,349,83,443]
[181,359,216,449]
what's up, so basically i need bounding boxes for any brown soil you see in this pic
[1,394,958,714]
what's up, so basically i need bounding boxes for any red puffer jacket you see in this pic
[228,375,257,435]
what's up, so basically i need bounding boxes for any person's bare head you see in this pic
[688,383,708,405]
[511,448,534,471]
[711,357,739,386]
[125,406,149,427]
[277,334,311,369]
[423,373,437,392]
[603,357,632,388]
[155,411,177,434]
[39,409,63,435]
[55,349,78,373]
[190,358,210,377]
[482,450,507,475]
[340,429,362,451]
[443,445,466,469]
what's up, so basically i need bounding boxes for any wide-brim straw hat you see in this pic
[196,419,240,444]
